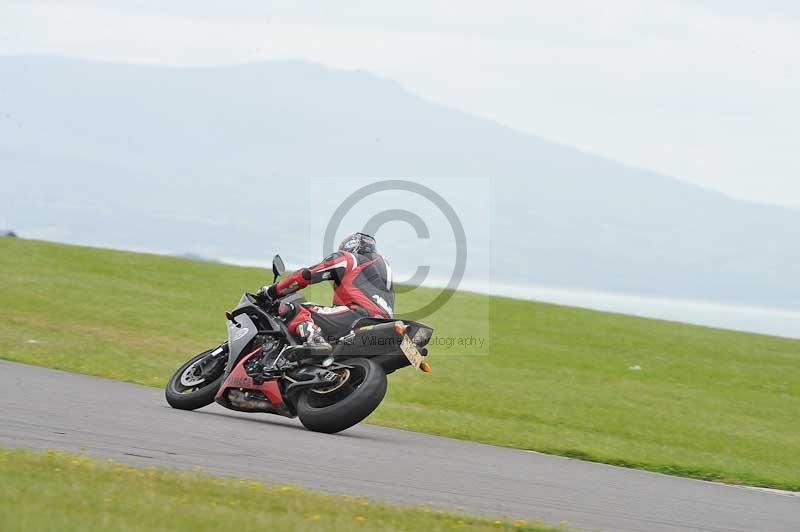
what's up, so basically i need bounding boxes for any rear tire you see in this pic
[296,358,387,434]
[165,349,226,411]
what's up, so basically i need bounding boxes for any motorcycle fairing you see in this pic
[213,294,292,416]
[214,346,292,417]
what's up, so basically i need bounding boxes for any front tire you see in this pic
[165,349,226,411]
[296,358,387,434]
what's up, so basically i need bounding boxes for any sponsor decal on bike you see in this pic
[230,326,250,342]
[228,376,251,387]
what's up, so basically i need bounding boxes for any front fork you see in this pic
[200,343,229,379]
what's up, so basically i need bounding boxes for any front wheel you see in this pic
[296,358,387,434]
[165,348,227,411]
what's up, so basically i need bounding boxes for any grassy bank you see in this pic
[0,448,552,531]
[1,238,798,490]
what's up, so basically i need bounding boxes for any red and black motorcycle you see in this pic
[165,255,433,434]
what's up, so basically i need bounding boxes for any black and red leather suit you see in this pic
[274,250,395,342]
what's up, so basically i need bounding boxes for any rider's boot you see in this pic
[262,322,331,378]
[294,321,333,358]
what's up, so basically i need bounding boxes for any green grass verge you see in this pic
[1,238,799,490]
[0,448,554,531]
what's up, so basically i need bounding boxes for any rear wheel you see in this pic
[165,348,227,411]
[296,358,387,434]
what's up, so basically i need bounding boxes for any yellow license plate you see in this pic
[400,335,424,370]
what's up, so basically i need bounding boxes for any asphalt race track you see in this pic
[1,360,797,531]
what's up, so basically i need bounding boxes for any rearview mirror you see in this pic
[272,254,286,282]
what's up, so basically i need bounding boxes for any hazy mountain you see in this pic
[2,56,798,309]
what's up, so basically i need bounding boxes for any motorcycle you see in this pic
[165,255,434,434]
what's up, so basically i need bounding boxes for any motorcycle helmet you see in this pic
[338,232,377,256]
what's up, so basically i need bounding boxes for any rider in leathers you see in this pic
[257,233,395,360]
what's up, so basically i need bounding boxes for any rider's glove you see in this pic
[256,284,278,303]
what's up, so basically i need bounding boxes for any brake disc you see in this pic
[312,368,351,395]
[179,360,206,387]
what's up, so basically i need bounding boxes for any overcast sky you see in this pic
[2,0,798,207]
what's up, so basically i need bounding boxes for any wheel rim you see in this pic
[179,360,206,388]
[305,365,367,408]
[172,353,222,394]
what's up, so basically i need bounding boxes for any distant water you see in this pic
[457,279,800,340]
[221,255,800,340]
[20,237,799,340]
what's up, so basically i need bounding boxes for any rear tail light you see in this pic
[412,327,433,346]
